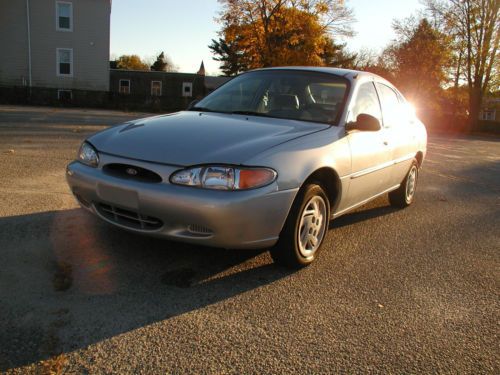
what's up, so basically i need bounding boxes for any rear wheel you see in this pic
[389,159,419,208]
[270,184,330,268]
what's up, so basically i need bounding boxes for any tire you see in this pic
[270,183,330,268]
[389,159,419,208]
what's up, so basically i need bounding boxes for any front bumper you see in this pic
[66,156,297,249]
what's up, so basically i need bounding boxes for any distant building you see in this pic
[480,97,500,123]
[109,69,205,111]
[109,69,231,111]
[0,0,111,97]
[0,1,230,111]
[205,76,231,93]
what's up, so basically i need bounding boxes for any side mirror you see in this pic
[346,113,381,132]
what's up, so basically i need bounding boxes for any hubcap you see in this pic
[297,195,327,259]
[406,166,417,202]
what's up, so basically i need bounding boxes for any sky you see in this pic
[110,0,425,75]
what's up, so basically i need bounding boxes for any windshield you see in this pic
[193,70,349,125]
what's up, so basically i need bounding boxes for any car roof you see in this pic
[251,66,389,85]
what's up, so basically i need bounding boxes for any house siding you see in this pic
[0,1,30,86]
[0,0,110,91]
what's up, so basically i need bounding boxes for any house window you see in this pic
[56,48,73,76]
[182,82,193,97]
[480,110,495,121]
[151,81,162,96]
[119,79,131,94]
[56,1,73,31]
[58,89,72,101]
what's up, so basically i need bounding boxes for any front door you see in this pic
[375,83,415,186]
[344,82,392,209]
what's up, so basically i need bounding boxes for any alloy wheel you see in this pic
[405,165,418,202]
[297,195,327,259]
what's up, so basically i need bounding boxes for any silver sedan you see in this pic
[66,67,427,267]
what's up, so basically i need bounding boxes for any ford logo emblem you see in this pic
[126,167,138,176]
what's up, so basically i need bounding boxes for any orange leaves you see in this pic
[115,55,150,71]
[213,0,353,70]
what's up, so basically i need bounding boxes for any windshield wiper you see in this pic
[189,106,214,112]
[190,108,271,118]
[230,110,269,117]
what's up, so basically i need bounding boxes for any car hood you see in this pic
[88,111,329,166]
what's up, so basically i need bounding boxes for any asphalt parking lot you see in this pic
[0,105,499,374]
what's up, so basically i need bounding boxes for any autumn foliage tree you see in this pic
[389,19,453,112]
[355,17,470,131]
[115,55,150,71]
[390,18,459,129]
[210,0,355,75]
[425,0,499,130]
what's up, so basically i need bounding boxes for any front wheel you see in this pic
[389,159,419,208]
[270,184,330,268]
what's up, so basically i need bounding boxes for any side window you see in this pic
[349,82,382,123]
[376,83,402,128]
[56,1,73,31]
[56,48,73,76]
[481,110,495,121]
[119,79,130,94]
[151,81,162,96]
[182,82,193,97]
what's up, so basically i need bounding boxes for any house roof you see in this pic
[205,76,231,90]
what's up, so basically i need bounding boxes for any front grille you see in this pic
[96,203,163,230]
[103,164,162,183]
[188,224,213,236]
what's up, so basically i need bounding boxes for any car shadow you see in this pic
[4,159,494,370]
[0,208,293,370]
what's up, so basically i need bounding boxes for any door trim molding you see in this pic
[349,153,415,179]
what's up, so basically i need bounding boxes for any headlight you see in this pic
[78,142,99,167]
[170,165,277,190]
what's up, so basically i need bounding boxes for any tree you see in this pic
[425,0,500,130]
[210,0,355,74]
[321,38,357,68]
[376,18,455,130]
[150,52,176,72]
[349,48,395,81]
[358,57,396,83]
[115,55,150,71]
[351,48,378,69]
[209,37,249,76]
[389,18,453,108]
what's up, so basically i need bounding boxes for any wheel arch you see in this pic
[301,167,342,213]
[415,151,424,168]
